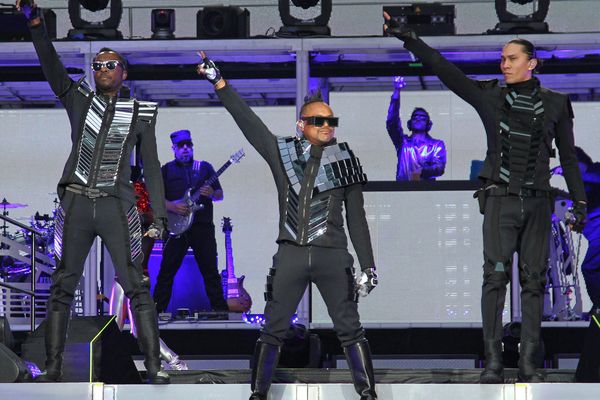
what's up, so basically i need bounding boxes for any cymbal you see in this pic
[1,198,28,209]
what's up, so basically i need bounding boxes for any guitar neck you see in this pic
[190,159,232,201]
[224,231,235,277]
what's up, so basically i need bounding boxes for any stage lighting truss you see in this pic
[277,0,332,37]
[68,0,123,40]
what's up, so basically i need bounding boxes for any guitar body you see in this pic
[167,189,198,236]
[222,274,252,313]
[220,217,253,313]
[167,149,245,236]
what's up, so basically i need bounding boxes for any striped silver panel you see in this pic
[137,101,158,123]
[96,100,135,187]
[76,79,93,97]
[53,204,65,261]
[74,96,107,184]
[278,137,311,194]
[314,142,367,193]
[306,196,331,242]
[284,189,300,238]
[127,204,143,261]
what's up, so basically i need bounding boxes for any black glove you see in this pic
[146,217,168,240]
[200,56,222,85]
[569,201,587,233]
[384,13,418,41]
[19,0,41,21]
[355,267,378,298]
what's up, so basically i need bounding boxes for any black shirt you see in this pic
[162,160,221,224]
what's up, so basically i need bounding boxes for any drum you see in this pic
[544,201,583,321]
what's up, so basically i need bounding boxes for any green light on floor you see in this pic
[409,63,423,68]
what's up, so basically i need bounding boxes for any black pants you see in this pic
[260,243,364,347]
[49,191,153,314]
[481,195,552,343]
[582,218,600,307]
[153,222,227,312]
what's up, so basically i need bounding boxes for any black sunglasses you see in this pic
[91,60,123,72]
[301,116,339,127]
[176,141,193,149]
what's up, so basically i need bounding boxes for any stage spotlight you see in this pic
[277,0,331,37]
[487,0,550,34]
[67,0,123,40]
[197,6,249,39]
[151,9,175,39]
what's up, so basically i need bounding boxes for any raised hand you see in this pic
[196,51,222,85]
[16,0,40,21]
[383,11,417,41]
[393,76,406,90]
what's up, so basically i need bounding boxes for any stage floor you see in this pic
[2,381,600,400]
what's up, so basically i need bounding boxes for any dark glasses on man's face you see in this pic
[176,141,193,149]
[301,116,339,127]
[91,60,123,72]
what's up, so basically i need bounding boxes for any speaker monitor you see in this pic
[0,342,32,383]
[21,316,141,383]
[575,315,600,382]
[197,6,249,39]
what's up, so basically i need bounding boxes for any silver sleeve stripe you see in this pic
[96,100,135,187]
[137,101,158,123]
[53,204,66,261]
[127,204,143,261]
[75,96,108,184]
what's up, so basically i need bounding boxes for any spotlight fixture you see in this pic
[151,9,175,39]
[197,6,249,39]
[67,0,123,40]
[487,0,550,34]
[277,0,332,37]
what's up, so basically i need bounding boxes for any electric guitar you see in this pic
[220,217,252,313]
[167,149,244,236]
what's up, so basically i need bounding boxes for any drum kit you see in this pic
[543,191,584,321]
[0,197,57,282]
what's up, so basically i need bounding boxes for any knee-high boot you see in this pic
[132,308,170,384]
[344,339,377,400]
[249,341,281,400]
[35,310,70,382]
[480,339,504,383]
[518,340,544,382]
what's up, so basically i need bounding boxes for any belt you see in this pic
[485,185,550,198]
[66,184,109,199]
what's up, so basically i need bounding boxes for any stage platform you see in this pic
[2,380,600,400]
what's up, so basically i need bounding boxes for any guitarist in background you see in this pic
[153,130,229,313]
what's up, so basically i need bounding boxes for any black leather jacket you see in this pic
[30,23,166,220]
[217,85,375,270]
[402,36,586,202]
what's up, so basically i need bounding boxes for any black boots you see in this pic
[133,308,170,384]
[344,339,377,400]
[35,310,70,382]
[480,340,504,384]
[518,340,544,382]
[249,341,281,400]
